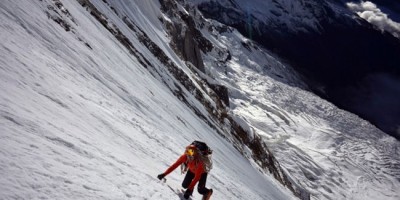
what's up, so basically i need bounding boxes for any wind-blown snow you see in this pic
[0,0,294,200]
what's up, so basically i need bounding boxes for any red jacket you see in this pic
[163,154,204,190]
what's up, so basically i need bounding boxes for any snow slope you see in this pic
[0,0,295,199]
[1,0,400,200]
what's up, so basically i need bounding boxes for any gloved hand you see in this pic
[157,173,165,180]
[183,189,193,199]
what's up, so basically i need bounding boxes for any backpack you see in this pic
[191,141,212,156]
[181,141,213,174]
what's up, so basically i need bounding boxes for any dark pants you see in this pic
[182,171,210,195]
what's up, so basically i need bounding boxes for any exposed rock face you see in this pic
[159,0,209,72]
[183,22,205,72]
[209,84,229,107]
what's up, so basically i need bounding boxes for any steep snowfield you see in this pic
[0,0,295,199]
[193,3,400,200]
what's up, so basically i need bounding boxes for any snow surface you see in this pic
[0,0,295,199]
[1,0,400,200]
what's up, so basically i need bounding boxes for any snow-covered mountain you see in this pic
[191,0,400,140]
[0,1,296,199]
[1,0,399,200]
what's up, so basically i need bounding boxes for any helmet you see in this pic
[185,145,197,157]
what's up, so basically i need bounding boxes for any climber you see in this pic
[157,141,213,200]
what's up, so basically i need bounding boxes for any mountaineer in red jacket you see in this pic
[157,144,213,199]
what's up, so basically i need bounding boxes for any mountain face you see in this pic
[0,0,298,199]
[1,0,400,200]
[190,0,400,139]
